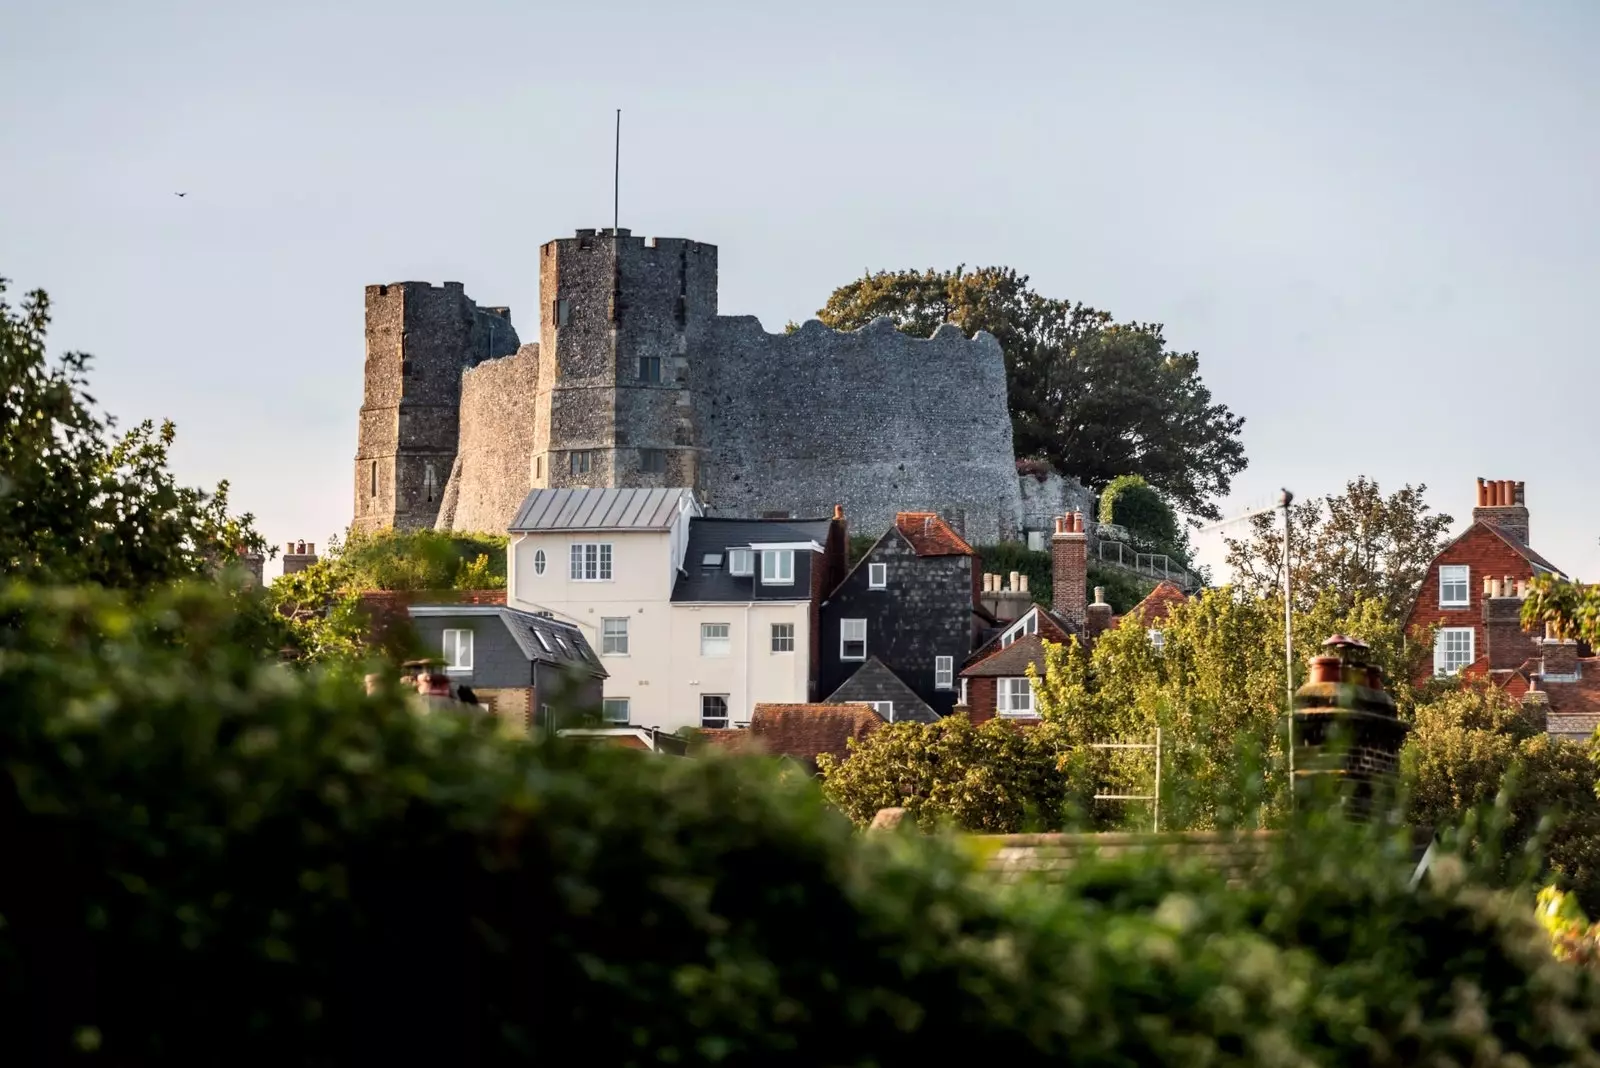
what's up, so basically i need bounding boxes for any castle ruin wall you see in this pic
[694,316,1022,544]
[436,343,541,534]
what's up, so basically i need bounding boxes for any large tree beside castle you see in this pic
[814,267,1246,520]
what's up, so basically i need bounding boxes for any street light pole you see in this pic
[1280,488,1295,800]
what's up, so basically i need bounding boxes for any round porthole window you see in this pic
[533,549,547,575]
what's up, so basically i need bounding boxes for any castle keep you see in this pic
[354,227,1037,543]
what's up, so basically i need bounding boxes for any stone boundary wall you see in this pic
[695,317,1021,544]
[436,344,541,533]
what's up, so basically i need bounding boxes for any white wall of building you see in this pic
[668,602,811,729]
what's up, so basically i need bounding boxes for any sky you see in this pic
[4,0,1597,582]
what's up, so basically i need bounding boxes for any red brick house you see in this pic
[960,515,1188,724]
[1406,478,1598,736]
[1404,479,1564,681]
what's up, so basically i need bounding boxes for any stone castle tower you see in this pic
[354,226,1074,545]
[353,282,519,531]
[531,228,717,493]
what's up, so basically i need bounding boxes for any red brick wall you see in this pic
[1406,523,1535,682]
[967,676,997,724]
[1051,532,1087,629]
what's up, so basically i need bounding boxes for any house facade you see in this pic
[818,512,981,723]
[1404,479,1565,681]
[668,514,847,729]
[505,486,845,733]
[407,603,606,732]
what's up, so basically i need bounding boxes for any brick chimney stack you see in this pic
[1482,575,1536,670]
[1473,478,1530,545]
[1539,621,1581,680]
[282,540,319,576]
[1051,512,1088,631]
[1085,585,1115,641]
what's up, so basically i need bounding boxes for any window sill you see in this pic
[701,652,731,658]
[601,652,630,658]
[998,710,1037,719]
[1439,603,1470,610]
[444,667,472,676]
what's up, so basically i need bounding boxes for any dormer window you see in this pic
[728,548,754,577]
[761,549,794,585]
[1440,565,1469,608]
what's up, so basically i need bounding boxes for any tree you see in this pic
[266,527,509,662]
[1403,681,1600,911]
[813,267,1246,520]
[0,279,264,588]
[1222,477,1453,618]
[817,715,1089,833]
[1098,473,1195,567]
[1523,573,1600,647]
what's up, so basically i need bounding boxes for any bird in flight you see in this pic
[174,192,187,198]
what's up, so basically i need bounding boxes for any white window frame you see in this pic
[533,548,546,575]
[868,562,887,589]
[998,676,1035,717]
[601,617,629,656]
[602,698,629,724]
[442,628,474,673]
[840,618,867,661]
[1434,627,1475,676]
[761,548,795,586]
[701,694,730,729]
[569,542,613,581]
[728,548,754,577]
[1000,610,1038,649]
[771,622,795,653]
[701,622,731,657]
[935,655,953,689]
[1439,565,1470,608]
[868,701,894,721]
[1148,628,1165,652]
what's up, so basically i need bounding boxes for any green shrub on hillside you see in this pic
[5,580,1600,1065]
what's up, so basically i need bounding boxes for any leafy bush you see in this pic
[1098,473,1189,562]
[7,580,1600,1065]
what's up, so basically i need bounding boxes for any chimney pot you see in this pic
[1093,586,1106,605]
[1516,481,1526,505]
[1055,516,1066,535]
[1019,574,1030,594]
[833,504,844,521]
[1501,480,1514,506]
[1483,576,1493,596]
[1009,570,1021,591]
[307,543,315,556]
[1476,477,1486,506]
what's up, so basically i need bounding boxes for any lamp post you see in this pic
[1279,488,1295,797]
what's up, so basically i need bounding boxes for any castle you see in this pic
[354,228,1090,544]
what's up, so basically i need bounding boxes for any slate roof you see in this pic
[358,589,506,649]
[824,657,939,723]
[893,512,976,557]
[508,487,695,532]
[406,604,607,678]
[702,702,885,773]
[671,516,832,603]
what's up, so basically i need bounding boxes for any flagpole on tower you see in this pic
[614,109,621,231]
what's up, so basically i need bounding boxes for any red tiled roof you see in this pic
[962,632,1049,678]
[894,512,975,557]
[718,703,886,772]
[1129,581,1187,625]
[1462,655,1600,717]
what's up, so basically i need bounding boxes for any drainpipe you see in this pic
[743,601,753,726]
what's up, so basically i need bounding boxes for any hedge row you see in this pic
[3,581,1599,1065]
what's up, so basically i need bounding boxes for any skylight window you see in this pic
[702,552,724,568]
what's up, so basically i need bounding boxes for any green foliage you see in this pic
[817,716,1091,833]
[265,527,509,662]
[6,580,1600,1064]
[847,532,879,568]
[0,278,265,588]
[1099,473,1186,556]
[815,267,1246,520]
[973,544,1153,614]
[1224,476,1454,618]
[1404,682,1600,911]
[1087,563,1156,614]
[1524,572,1600,647]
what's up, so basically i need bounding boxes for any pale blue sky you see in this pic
[4,0,1596,581]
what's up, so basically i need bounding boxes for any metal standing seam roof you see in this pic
[508,487,695,532]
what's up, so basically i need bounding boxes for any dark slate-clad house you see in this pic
[408,604,606,733]
[819,512,980,721]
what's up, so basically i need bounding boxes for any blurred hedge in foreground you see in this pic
[4,581,1600,1066]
